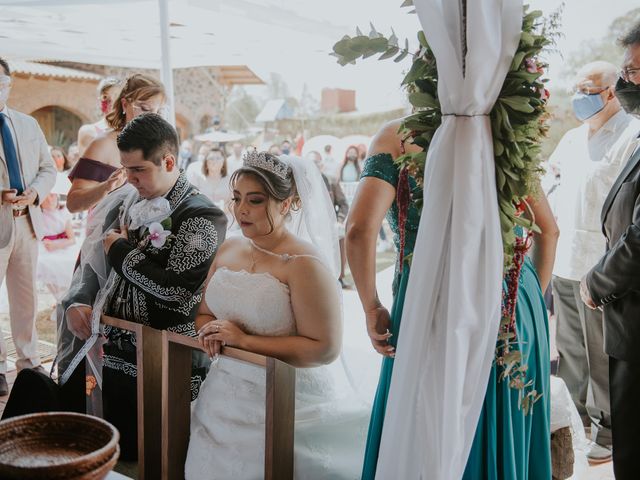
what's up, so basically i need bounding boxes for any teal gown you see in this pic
[360,153,551,480]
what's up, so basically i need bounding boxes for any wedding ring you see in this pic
[215,325,220,333]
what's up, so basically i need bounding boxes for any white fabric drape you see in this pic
[280,154,341,279]
[375,1,522,479]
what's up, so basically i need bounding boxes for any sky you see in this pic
[246,0,639,113]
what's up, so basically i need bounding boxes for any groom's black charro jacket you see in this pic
[62,173,226,458]
[102,174,226,396]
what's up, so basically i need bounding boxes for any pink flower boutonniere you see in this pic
[147,221,172,249]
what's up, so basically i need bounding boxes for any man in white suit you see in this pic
[0,57,56,395]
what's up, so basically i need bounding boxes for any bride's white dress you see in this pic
[185,267,369,479]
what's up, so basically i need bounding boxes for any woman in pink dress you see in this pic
[37,193,79,302]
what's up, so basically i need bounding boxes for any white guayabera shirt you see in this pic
[551,109,640,281]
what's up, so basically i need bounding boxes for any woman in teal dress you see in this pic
[462,250,552,480]
[347,120,557,479]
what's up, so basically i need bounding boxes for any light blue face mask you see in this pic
[572,91,606,121]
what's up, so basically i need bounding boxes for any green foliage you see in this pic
[331,25,413,66]
[332,7,551,271]
[160,217,172,230]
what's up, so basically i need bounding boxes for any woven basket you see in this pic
[0,412,120,480]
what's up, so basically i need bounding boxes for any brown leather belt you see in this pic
[12,208,29,217]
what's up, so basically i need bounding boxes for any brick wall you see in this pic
[320,88,356,114]
[9,74,98,122]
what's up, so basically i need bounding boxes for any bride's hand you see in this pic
[365,305,395,358]
[198,319,247,353]
[197,323,222,359]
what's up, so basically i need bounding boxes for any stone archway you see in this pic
[31,106,84,150]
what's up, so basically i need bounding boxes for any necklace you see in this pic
[249,242,258,272]
[249,240,291,272]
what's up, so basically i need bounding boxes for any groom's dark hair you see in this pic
[0,57,10,76]
[117,113,178,165]
[620,20,640,47]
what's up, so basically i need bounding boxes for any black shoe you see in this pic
[0,373,8,396]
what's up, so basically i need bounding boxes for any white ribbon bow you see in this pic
[128,196,171,230]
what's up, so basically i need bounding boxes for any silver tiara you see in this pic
[243,150,290,180]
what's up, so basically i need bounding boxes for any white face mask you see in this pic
[0,87,9,106]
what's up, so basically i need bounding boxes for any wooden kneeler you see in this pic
[101,315,163,480]
[161,331,296,480]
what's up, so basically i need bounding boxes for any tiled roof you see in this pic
[10,61,101,81]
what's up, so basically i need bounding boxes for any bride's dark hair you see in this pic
[229,152,301,234]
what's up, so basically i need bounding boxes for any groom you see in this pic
[3,113,227,460]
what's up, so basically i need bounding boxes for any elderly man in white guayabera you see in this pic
[550,60,640,464]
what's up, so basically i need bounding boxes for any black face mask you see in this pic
[615,76,640,116]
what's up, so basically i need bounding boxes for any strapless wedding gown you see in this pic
[185,267,369,479]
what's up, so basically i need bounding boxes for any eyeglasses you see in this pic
[572,85,609,95]
[620,66,640,82]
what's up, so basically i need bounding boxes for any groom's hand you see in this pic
[67,305,93,340]
[103,227,129,253]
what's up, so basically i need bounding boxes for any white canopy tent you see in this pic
[0,0,363,123]
[0,0,425,114]
[0,0,354,68]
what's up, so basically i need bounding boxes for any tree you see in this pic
[298,83,319,118]
[224,87,261,132]
[563,7,640,78]
[267,72,290,100]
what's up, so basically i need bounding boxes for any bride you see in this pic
[185,151,369,479]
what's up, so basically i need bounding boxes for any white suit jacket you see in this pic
[0,107,57,248]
